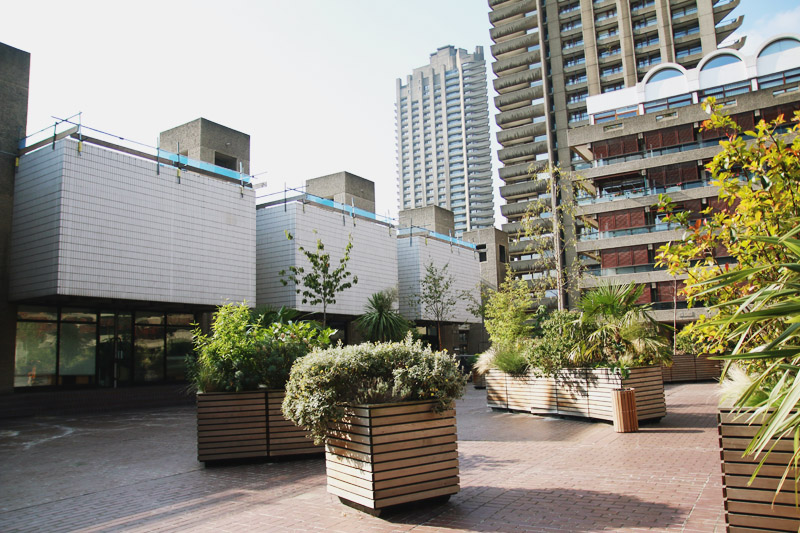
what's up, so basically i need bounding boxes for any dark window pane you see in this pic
[59,323,97,385]
[61,308,97,323]
[167,313,195,327]
[167,328,193,381]
[136,312,164,326]
[15,322,57,387]
[135,325,164,382]
[17,306,57,321]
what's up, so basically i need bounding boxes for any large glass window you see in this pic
[59,319,97,386]
[135,313,165,383]
[14,321,57,387]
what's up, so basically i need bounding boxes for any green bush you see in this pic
[492,343,531,376]
[527,310,582,377]
[282,337,466,444]
[188,303,334,393]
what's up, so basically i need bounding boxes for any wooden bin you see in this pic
[197,391,268,462]
[611,388,638,433]
[472,370,486,389]
[719,409,800,532]
[662,353,721,383]
[197,390,321,463]
[325,400,459,514]
[267,390,323,457]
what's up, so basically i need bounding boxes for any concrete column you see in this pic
[617,0,638,86]
[655,0,676,64]
[0,43,30,394]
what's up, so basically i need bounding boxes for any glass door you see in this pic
[98,312,133,387]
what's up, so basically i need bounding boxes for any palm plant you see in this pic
[356,289,411,342]
[698,232,800,491]
[572,282,670,367]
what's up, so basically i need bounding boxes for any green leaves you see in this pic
[281,338,466,444]
[356,290,411,342]
[280,232,358,327]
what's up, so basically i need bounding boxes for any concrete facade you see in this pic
[159,118,250,174]
[10,139,255,305]
[305,171,376,213]
[488,0,744,308]
[566,35,800,323]
[462,227,509,290]
[396,46,494,235]
[256,199,398,319]
[0,43,30,394]
[397,234,481,325]
[398,205,456,237]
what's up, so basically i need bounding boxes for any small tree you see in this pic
[280,232,357,327]
[416,262,459,350]
[356,289,411,342]
[484,274,533,349]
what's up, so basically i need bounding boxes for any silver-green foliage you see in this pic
[282,337,467,444]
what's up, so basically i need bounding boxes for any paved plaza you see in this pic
[0,382,724,532]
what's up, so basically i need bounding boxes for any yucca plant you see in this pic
[697,232,800,492]
[355,289,411,342]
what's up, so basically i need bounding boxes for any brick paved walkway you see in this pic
[0,382,724,532]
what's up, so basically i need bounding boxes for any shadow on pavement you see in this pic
[381,485,686,531]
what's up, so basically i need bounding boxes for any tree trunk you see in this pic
[437,321,443,351]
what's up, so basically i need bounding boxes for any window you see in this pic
[643,93,692,114]
[759,38,800,57]
[647,67,682,83]
[477,244,487,262]
[701,54,741,70]
[700,80,751,100]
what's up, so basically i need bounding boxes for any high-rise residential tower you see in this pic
[396,46,494,236]
[488,0,743,307]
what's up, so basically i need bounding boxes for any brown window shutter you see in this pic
[593,141,609,159]
[623,135,639,155]
[618,248,633,267]
[632,245,649,265]
[681,163,698,182]
[630,209,646,227]
[648,167,666,188]
[677,124,693,144]
[615,212,630,229]
[734,112,755,131]
[636,286,652,304]
[665,166,681,185]
[602,249,618,268]
[656,282,673,302]
[599,213,615,231]
[644,130,662,150]
[662,127,679,147]
[714,244,730,258]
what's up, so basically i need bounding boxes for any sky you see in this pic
[2,0,798,223]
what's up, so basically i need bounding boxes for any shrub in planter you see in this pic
[282,337,466,513]
[188,303,333,462]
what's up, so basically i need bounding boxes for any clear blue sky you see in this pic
[1,0,797,221]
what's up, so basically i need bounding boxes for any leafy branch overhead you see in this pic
[280,231,357,327]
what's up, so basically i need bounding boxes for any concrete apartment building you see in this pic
[488,0,744,307]
[396,46,494,236]
[568,34,800,324]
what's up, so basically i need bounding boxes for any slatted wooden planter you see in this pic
[472,369,486,389]
[662,353,721,383]
[719,409,800,532]
[324,400,459,515]
[486,366,666,422]
[197,390,321,463]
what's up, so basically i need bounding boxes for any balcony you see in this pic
[499,177,550,198]
[491,32,540,59]
[493,68,543,94]
[490,15,539,42]
[493,50,542,75]
[578,221,685,242]
[576,179,711,206]
[489,0,537,26]
[715,16,744,44]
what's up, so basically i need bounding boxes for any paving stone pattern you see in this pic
[0,383,724,532]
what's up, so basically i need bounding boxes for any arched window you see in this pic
[701,54,741,70]
[759,38,800,57]
[647,68,683,83]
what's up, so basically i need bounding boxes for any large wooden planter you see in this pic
[197,390,321,462]
[486,366,666,422]
[662,353,721,383]
[719,408,800,531]
[324,400,459,514]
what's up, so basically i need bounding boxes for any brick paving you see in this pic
[0,382,724,532]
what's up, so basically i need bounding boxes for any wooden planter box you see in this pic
[486,366,666,422]
[662,353,721,383]
[719,409,800,532]
[197,390,321,462]
[324,400,459,514]
[472,369,486,389]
